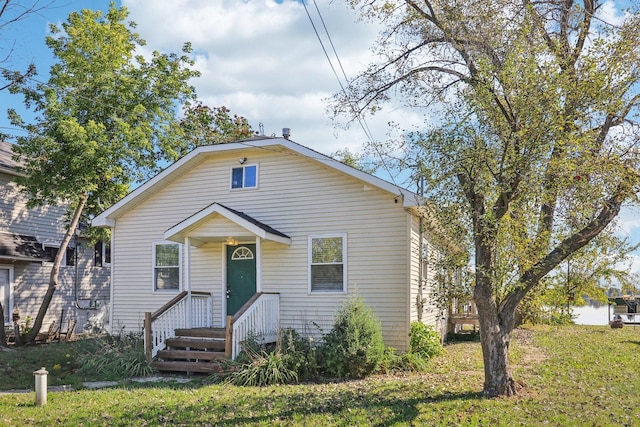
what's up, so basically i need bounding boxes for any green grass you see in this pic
[1,325,639,426]
[0,338,103,390]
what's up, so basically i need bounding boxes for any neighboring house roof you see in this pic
[164,202,291,246]
[92,137,421,227]
[0,141,22,176]
[0,231,45,262]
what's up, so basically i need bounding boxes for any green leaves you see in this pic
[10,3,199,214]
[163,102,254,162]
[342,0,640,396]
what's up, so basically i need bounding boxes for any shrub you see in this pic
[318,296,385,379]
[77,332,154,379]
[409,322,443,359]
[280,328,318,381]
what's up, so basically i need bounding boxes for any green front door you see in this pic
[226,244,256,316]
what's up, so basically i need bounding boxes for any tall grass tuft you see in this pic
[78,332,154,379]
[224,333,300,386]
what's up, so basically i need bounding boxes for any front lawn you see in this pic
[1,325,638,426]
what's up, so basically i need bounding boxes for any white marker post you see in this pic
[33,367,48,406]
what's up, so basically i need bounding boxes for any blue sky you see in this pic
[0,0,401,156]
[2,0,639,277]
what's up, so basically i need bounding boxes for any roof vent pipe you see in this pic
[282,128,291,140]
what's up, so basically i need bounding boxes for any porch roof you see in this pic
[164,202,291,246]
[0,231,45,262]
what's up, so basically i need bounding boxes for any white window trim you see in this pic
[100,241,112,267]
[0,265,14,324]
[308,233,347,294]
[229,163,259,190]
[152,240,182,293]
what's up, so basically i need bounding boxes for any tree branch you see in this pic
[500,183,633,316]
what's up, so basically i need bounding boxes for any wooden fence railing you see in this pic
[143,291,212,362]
[225,293,280,359]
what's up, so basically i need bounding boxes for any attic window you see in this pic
[231,164,258,189]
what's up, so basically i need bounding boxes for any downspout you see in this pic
[185,236,191,328]
[73,230,98,310]
[416,176,426,322]
[73,234,96,310]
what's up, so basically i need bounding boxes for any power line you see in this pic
[302,0,400,189]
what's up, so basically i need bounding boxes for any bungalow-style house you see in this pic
[92,134,448,372]
[0,141,110,340]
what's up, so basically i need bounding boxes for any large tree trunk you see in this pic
[23,194,88,344]
[475,293,517,397]
[472,200,519,398]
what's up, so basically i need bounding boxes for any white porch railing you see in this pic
[144,291,212,361]
[227,293,280,359]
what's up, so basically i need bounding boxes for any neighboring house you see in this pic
[92,134,449,370]
[0,141,110,337]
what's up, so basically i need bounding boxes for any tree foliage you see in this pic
[330,147,378,174]
[8,3,200,342]
[519,232,639,324]
[338,0,640,397]
[164,102,254,160]
[318,296,386,379]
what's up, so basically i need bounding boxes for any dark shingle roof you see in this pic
[0,231,45,261]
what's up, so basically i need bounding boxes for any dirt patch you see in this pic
[513,328,547,366]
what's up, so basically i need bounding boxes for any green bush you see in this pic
[77,332,154,379]
[280,328,318,381]
[409,322,443,359]
[318,296,385,379]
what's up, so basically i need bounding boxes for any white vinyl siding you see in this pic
[107,147,416,349]
[0,170,110,333]
[409,215,446,338]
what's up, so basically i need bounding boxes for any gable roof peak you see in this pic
[92,138,420,227]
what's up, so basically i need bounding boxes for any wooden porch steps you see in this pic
[151,328,228,374]
[175,328,226,339]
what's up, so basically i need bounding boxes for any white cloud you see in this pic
[627,253,640,276]
[596,1,628,27]
[121,0,413,162]
[615,205,640,236]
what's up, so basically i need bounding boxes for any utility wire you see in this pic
[302,0,400,189]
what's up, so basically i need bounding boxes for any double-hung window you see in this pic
[42,245,75,266]
[153,242,181,292]
[231,164,258,189]
[309,234,346,293]
[94,241,111,267]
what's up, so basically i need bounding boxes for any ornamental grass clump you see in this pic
[318,296,385,379]
[224,330,305,386]
[78,332,154,379]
